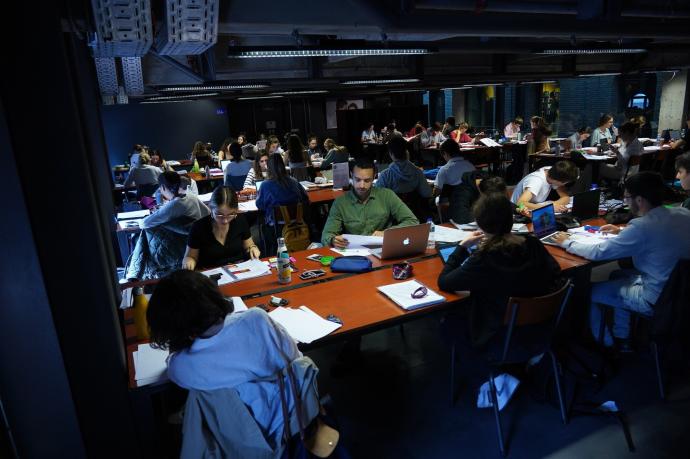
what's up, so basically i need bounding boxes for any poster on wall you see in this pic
[326,99,364,129]
[540,83,560,130]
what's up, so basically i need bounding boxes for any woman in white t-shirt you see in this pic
[511,161,579,212]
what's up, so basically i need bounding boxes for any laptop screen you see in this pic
[572,189,600,220]
[255,180,264,191]
[220,160,231,171]
[437,245,456,263]
[531,204,557,238]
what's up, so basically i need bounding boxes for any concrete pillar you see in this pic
[452,89,466,122]
[658,70,690,135]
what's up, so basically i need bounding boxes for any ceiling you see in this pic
[76,0,690,101]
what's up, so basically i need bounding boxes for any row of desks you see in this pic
[123,220,600,389]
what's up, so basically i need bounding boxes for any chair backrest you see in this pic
[398,190,429,222]
[651,259,690,338]
[499,280,574,362]
[227,174,247,192]
[273,202,311,252]
[289,167,312,182]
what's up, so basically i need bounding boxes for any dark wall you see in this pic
[102,99,230,167]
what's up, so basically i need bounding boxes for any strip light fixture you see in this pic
[538,48,646,55]
[141,100,194,104]
[229,48,431,58]
[389,89,425,93]
[522,80,557,84]
[270,90,329,95]
[578,72,622,77]
[341,78,420,85]
[144,92,220,101]
[159,84,269,92]
[442,86,472,90]
[236,95,284,101]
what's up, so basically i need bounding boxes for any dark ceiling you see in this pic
[77,0,690,101]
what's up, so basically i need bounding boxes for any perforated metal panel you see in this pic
[156,0,218,56]
[116,86,129,104]
[90,0,152,57]
[121,56,144,95]
[94,57,118,95]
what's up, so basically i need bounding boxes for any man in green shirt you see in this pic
[321,159,419,247]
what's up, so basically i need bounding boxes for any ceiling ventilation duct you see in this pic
[155,0,219,55]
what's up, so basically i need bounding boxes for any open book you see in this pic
[377,279,446,311]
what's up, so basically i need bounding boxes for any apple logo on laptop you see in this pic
[402,238,410,246]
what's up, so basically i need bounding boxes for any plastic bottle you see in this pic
[132,287,150,340]
[426,218,435,249]
[191,158,200,173]
[276,237,292,284]
[204,165,210,177]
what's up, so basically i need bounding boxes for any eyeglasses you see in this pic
[213,211,238,220]
[411,285,428,299]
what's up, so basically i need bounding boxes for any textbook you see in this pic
[201,259,271,286]
[377,280,446,311]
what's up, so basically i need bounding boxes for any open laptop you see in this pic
[531,204,561,246]
[220,159,231,172]
[369,223,430,259]
[571,189,601,222]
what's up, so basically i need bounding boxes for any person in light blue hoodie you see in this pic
[376,136,432,198]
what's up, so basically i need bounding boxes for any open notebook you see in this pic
[377,279,446,311]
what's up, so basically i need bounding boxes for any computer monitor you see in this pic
[572,189,601,221]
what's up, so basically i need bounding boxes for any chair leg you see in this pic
[488,372,506,456]
[449,344,456,407]
[651,341,666,400]
[549,351,569,424]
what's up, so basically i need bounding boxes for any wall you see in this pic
[101,99,230,167]
[658,70,690,134]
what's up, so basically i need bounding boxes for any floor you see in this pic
[304,262,690,458]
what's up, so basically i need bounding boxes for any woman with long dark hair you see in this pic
[285,134,310,169]
[243,151,269,188]
[438,193,561,346]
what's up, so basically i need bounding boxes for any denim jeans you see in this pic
[590,269,653,346]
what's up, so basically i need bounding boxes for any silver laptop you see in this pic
[532,204,561,246]
[369,223,430,259]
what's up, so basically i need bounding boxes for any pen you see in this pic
[229,268,251,275]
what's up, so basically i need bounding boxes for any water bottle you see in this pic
[276,237,292,284]
[132,287,150,340]
[426,218,435,249]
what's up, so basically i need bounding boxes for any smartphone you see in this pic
[299,269,326,280]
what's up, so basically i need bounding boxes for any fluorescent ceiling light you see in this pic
[442,86,471,90]
[522,80,556,84]
[269,90,329,95]
[160,84,269,92]
[578,72,622,77]
[341,78,420,85]
[643,69,680,74]
[236,95,284,101]
[229,48,431,58]
[144,92,220,101]
[467,83,503,87]
[389,89,425,93]
[140,100,194,104]
[538,48,646,55]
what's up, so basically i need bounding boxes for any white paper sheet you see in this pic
[198,192,213,202]
[330,248,373,257]
[432,225,466,243]
[377,280,446,311]
[340,233,383,248]
[269,306,341,343]
[230,296,248,312]
[133,344,169,385]
[582,153,616,160]
[480,137,501,147]
[117,209,150,220]
[238,200,258,212]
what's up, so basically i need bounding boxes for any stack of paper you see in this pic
[269,306,342,343]
[433,225,466,243]
[330,248,373,257]
[566,227,618,245]
[198,192,213,203]
[239,200,258,212]
[117,209,150,220]
[480,138,501,147]
[133,344,169,386]
[377,280,446,311]
[208,168,224,176]
[201,259,272,286]
[340,234,383,248]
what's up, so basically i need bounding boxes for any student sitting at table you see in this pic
[190,140,212,168]
[267,136,284,157]
[511,160,579,213]
[361,123,378,144]
[285,135,311,169]
[321,158,418,248]
[182,186,260,270]
[155,175,199,206]
[320,139,349,169]
[223,142,253,191]
[406,121,425,138]
[438,193,561,347]
[552,172,690,350]
[382,123,402,144]
[141,171,210,230]
[146,270,308,454]
[432,139,476,197]
[675,152,690,210]
[670,114,690,152]
[243,152,269,189]
[504,116,523,138]
[568,126,592,150]
[149,149,173,172]
[600,121,643,182]
[123,152,162,188]
[449,173,510,224]
[426,122,446,146]
[375,136,432,198]
[216,137,233,164]
[450,122,476,144]
[590,114,614,147]
[442,116,456,136]
[528,117,552,154]
[306,136,323,161]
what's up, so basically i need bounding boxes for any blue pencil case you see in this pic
[329,255,372,273]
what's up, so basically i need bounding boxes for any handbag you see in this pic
[329,255,372,273]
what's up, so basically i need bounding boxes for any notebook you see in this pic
[377,279,445,311]
[531,204,561,246]
[369,223,430,259]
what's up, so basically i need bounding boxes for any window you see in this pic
[628,93,649,109]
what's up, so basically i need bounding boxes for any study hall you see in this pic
[4,1,690,458]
